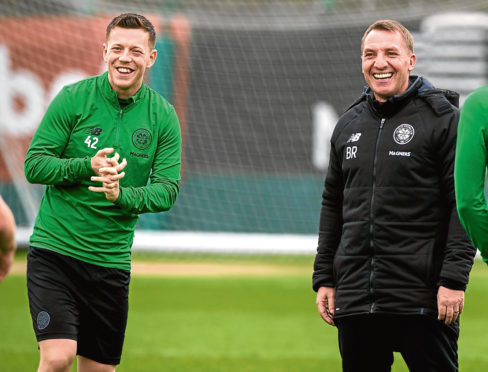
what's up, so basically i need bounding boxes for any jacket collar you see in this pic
[98,71,147,109]
[346,75,459,117]
[363,75,423,117]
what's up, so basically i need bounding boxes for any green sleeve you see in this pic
[455,86,488,262]
[115,107,181,214]
[24,87,94,185]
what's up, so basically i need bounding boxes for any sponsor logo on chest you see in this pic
[389,123,415,157]
[130,128,153,158]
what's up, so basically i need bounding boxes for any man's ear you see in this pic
[102,43,108,63]
[408,53,416,71]
[146,49,158,69]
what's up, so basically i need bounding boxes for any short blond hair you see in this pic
[361,20,414,54]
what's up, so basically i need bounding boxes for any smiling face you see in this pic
[103,27,157,99]
[361,29,416,102]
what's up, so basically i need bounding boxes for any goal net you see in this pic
[1,0,487,254]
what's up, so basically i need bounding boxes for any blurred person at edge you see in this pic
[0,195,16,282]
[24,13,181,372]
[455,86,488,266]
[312,19,475,372]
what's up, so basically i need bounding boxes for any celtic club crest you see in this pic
[393,124,415,145]
[132,128,153,150]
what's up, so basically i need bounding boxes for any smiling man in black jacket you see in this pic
[313,20,476,372]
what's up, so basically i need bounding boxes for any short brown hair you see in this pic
[361,20,414,54]
[106,13,156,49]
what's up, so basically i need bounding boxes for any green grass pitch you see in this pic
[1,255,487,371]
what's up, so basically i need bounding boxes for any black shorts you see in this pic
[27,246,131,365]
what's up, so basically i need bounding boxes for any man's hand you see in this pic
[89,157,127,202]
[91,148,117,176]
[0,196,16,283]
[316,286,336,326]
[437,285,464,325]
[0,249,15,282]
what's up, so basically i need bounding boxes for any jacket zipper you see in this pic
[116,109,123,148]
[369,117,385,313]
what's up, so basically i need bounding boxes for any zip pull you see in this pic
[380,118,385,128]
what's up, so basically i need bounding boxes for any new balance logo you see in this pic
[86,127,103,136]
[347,133,361,143]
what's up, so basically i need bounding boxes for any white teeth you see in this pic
[374,73,392,79]
[117,67,132,73]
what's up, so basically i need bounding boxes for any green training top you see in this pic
[455,85,488,263]
[24,72,182,270]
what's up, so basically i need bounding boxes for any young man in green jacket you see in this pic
[455,85,488,264]
[24,13,181,372]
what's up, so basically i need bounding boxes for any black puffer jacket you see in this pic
[313,76,476,320]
